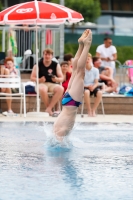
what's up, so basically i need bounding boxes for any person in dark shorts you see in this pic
[31,48,64,116]
[84,86,101,97]
[84,53,103,117]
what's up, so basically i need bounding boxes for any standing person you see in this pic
[96,37,117,76]
[30,48,64,116]
[84,54,102,117]
[60,61,71,93]
[0,65,15,115]
[53,29,92,141]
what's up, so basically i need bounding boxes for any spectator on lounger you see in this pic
[93,56,118,93]
[0,64,15,115]
[4,57,19,93]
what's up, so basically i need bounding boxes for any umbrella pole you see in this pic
[36,25,40,113]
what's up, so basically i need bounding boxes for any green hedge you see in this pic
[65,43,133,66]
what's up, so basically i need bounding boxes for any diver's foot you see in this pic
[78,29,89,44]
[83,29,92,45]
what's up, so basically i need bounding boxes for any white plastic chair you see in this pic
[0,75,26,117]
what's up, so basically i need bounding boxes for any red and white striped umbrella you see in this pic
[0,0,84,25]
[0,0,84,115]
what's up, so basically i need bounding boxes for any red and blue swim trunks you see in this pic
[62,92,81,107]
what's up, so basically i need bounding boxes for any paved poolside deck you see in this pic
[0,114,132,123]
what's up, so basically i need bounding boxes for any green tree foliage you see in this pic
[65,43,133,65]
[0,0,3,11]
[50,0,101,22]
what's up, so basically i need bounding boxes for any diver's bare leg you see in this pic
[67,30,89,91]
[72,29,88,71]
[53,30,92,140]
[69,30,92,102]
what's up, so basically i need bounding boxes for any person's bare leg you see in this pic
[84,90,92,116]
[73,30,88,71]
[54,101,61,113]
[104,85,115,93]
[101,68,117,92]
[69,30,92,102]
[67,30,88,91]
[39,84,49,109]
[45,85,64,115]
[101,68,113,78]
[1,68,12,111]
[101,83,105,93]
[92,91,102,117]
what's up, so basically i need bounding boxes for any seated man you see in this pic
[60,61,71,93]
[31,48,64,116]
[84,53,102,117]
[92,56,118,93]
[0,64,15,115]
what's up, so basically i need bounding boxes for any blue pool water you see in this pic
[0,122,133,200]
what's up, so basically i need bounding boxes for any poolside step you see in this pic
[0,71,132,115]
[0,95,133,115]
[78,96,133,115]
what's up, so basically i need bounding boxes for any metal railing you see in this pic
[0,25,61,71]
[116,60,133,87]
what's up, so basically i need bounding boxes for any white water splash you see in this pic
[43,122,73,151]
